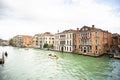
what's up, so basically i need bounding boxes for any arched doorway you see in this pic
[61,46,64,52]
[84,47,87,53]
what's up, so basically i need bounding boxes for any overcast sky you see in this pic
[0,0,120,40]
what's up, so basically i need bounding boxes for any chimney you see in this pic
[77,28,79,31]
[92,25,95,28]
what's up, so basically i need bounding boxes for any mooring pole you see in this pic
[2,52,4,64]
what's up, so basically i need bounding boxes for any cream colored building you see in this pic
[54,29,76,52]
[32,32,54,49]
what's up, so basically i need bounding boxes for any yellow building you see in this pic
[22,35,32,47]
[13,35,32,47]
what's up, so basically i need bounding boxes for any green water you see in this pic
[0,46,120,80]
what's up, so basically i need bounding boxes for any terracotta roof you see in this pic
[34,32,54,37]
[80,25,110,33]
[14,35,32,38]
[56,29,77,34]
[112,33,120,37]
[23,35,32,39]
[0,39,8,42]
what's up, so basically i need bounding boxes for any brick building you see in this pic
[13,35,32,47]
[110,33,120,58]
[74,25,112,56]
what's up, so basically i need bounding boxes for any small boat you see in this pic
[53,55,59,59]
[48,54,59,59]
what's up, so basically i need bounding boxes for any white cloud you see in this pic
[0,0,120,39]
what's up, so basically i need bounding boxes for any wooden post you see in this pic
[2,52,4,64]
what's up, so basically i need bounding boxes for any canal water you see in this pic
[0,46,120,80]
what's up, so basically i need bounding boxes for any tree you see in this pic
[43,43,48,48]
[9,38,14,46]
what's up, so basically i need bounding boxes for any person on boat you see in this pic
[53,55,59,59]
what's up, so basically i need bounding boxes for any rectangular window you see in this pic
[81,47,82,51]
[70,34,72,39]
[90,33,91,37]
[96,46,97,50]
[95,32,97,36]
[60,35,65,37]
[96,39,97,44]
[70,47,71,51]
[73,34,76,38]
[90,46,92,50]
[85,40,87,45]
[96,51,97,54]
[70,40,71,46]
[60,41,65,44]
[81,34,83,38]
[88,47,89,52]
[96,39,99,45]
[75,45,76,49]
[36,40,38,43]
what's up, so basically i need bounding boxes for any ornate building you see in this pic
[54,29,77,52]
[110,33,120,58]
[74,25,112,56]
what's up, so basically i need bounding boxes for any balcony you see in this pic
[80,43,92,45]
[81,36,91,39]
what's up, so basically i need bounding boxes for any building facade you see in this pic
[32,32,54,49]
[110,33,120,58]
[111,33,120,48]
[0,39,9,46]
[32,34,40,48]
[13,35,32,47]
[74,25,112,56]
[54,29,76,52]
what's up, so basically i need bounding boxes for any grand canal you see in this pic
[0,46,120,80]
